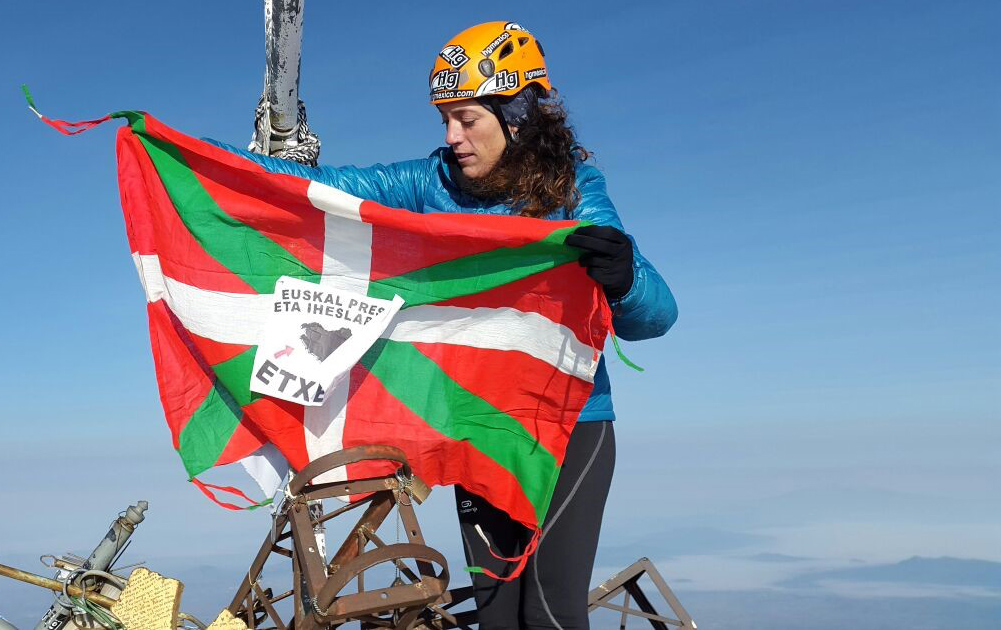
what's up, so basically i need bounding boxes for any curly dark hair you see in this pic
[456,95,591,218]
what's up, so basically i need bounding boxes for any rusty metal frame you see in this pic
[409,586,477,630]
[0,562,118,608]
[228,445,449,630]
[409,558,696,630]
[587,557,697,629]
[2,452,696,630]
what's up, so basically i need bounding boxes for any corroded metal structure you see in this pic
[588,558,697,630]
[0,460,696,629]
[227,445,449,629]
[222,442,695,629]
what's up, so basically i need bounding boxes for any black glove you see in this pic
[565,225,634,301]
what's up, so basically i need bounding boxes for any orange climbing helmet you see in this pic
[429,21,552,104]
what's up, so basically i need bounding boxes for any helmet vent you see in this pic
[477,59,495,78]
[536,40,546,57]
[518,37,529,46]
[498,41,515,60]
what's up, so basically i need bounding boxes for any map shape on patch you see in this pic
[300,322,353,361]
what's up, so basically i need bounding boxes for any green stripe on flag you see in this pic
[177,380,244,478]
[134,133,319,293]
[360,338,559,523]
[367,224,583,307]
[212,347,260,407]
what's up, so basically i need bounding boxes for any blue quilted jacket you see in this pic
[211,143,678,421]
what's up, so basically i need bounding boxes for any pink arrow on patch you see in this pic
[274,345,294,359]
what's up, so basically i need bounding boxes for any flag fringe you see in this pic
[609,332,644,371]
[465,525,542,581]
[22,84,112,135]
[191,477,272,511]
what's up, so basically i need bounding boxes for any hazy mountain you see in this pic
[597,526,770,566]
[745,552,814,563]
[668,589,1001,630]
[783,556,1001,589]
[673,486,1000,531]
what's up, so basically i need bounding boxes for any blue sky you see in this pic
[1,0,998,626]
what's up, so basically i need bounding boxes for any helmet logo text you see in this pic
[439,45,470,69]
[430,69,460,92]
[481,31,511,57]
[475,69,520,97]
[431,89,475,101]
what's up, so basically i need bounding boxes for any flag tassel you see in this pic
[22,84,112,135]
[610,330,644,372]
[588,283,643,372]
[191,477,272,511]
[465,524,542,581]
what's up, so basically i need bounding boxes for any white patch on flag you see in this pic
[133,252,163,301]
[307,181,373,296]
[301,180,376,477]
[133,253,598,381]
[240,443,290,501]
[304,374,352,486]
[304,180,363,220]
[132,253,269,345]
[386,305,600,382]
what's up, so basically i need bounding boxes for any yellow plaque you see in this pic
[110,567,182,630]
[206,609,249,630]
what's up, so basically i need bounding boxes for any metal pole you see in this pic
[264,0,305,142]
[80,501,147,587]
[0,563,117,608]
[251,0,319,165]
[32,501,147,630]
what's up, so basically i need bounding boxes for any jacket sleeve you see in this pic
[203,139,433,212]
[574,166,678,341]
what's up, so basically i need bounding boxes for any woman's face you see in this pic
[438,100,508,180]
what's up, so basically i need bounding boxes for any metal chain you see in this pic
[394,496,403,585]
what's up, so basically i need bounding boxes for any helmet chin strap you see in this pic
[481,97,514,146]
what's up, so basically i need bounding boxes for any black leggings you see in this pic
[454,420,616,630]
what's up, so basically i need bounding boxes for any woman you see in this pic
[225,20,677,629]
